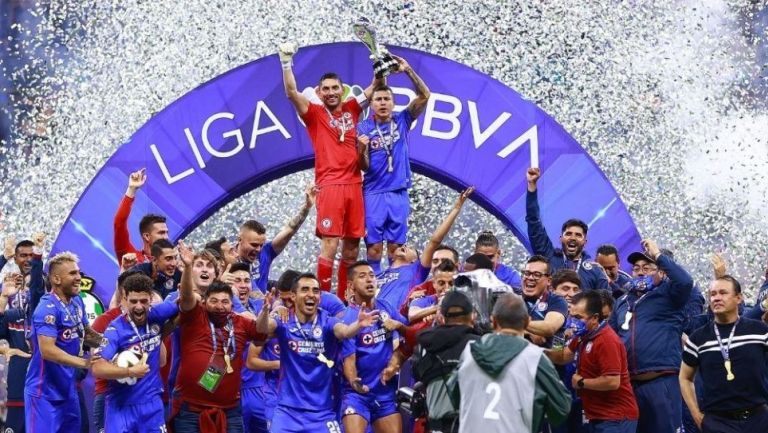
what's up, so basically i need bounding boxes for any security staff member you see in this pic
[680,275,768,433]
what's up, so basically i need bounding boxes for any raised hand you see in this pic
[391,54,411,73]
[220,264,235,285]
[128,168,147,190]
[278,42,298,66]
[32,232,46,249]
[710,253,727,279]
[3,237,14,260]
[1,273,21,298]
[120,253,138,272]
[357,303,380,328]
[527,167,541,191]
[641,239,661,260]
[177,240,195,267]
[456,186,475,207]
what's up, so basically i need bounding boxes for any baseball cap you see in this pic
[440,290,474,318]
[627,251,654,265]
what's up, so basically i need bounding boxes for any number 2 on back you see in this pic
[483,382,501,420]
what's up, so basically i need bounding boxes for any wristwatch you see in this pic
[577,377,585,389]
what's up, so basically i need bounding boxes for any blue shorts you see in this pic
[25,393,80,433]
[241,386,277,433]
[341,392,398,424]
[364,189,409,245]
[105,395,166,433]
[271,405,340,433]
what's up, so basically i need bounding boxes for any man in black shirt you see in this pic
[680,275,768,433]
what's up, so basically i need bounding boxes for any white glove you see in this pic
[278,42,298,67]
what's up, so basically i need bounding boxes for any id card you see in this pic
[198,359,225,393]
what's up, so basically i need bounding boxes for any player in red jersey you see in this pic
[113,168,169,267]
[278,42,383,302]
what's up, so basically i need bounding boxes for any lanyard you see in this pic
[324,107,347,142]
[374,119,396,172]
[714,319,739,362]
[208,318,235,361]
[53,293,83,337]
[126,314,150,353]
[562,252,583,272]
[527,291,549,319]
[296,313,319,341]
[627,292,650,313]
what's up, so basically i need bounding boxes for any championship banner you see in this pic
[50,42,641,301]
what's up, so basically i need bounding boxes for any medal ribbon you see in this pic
[713,319,739,365]
[208,317,235,364]
[324,107,347,142]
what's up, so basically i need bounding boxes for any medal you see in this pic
[724,360,735,381]
[317,353,335,368]
[714,319,739,382]
[387,155,393,172]
[621,311,632,330]
[224,353,234,374]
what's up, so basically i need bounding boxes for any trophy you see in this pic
[352,17,400,78]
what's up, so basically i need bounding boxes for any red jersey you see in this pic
[113,195,149,266]
[91,307,123,395]
[568,325,639,421]
[301,99,363,186]
[175,303,265,408]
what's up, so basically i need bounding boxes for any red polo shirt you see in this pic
[568,325,639,421]
[175,303,265,408]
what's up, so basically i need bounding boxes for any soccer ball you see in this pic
[114,350,141,385]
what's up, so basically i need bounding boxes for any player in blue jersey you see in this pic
[408,260,459,323]
[235,186,315,293]
[255,273,379,433]
[24,252,103,433]
[473,231,523,290]
[356,55,430,275]
[341,261,407,433]
[376,187,474,310]
[91,273,178,433]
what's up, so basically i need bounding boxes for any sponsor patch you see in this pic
[44,315,56,325]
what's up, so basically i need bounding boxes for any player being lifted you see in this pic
[278,42,383,302]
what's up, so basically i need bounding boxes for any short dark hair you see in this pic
[117,269,144,290]
[434,244,459,264]
[151,239,175,258]
[204,237,227,255]
[572,291,604,319]
[240,220,266,235]
[551,270,581,290]
[122,274,154,296]
[596,244,619,259]
[318,72,342,86]
[15,240,34,253]
[372,84,393,96]
[205,281,233,299]
[277,269,301,293]
[347,260,372,280]
[598,290,614,315]
[291,272,319,293]
[561,218,588,236]
[526,254,550,274]
[229,262,250,274]
[464,253,494,271]
[716,275,742,295]
[475,231,499,249]
[435,260,458,273]
[139,214,166,235]
[491,293,528,330]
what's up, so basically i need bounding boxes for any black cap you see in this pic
[440,290,473,318]
[627,251,654,265]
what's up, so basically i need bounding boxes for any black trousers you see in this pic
[702,405,768,433]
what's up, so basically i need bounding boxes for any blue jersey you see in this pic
[341,299,407,397]
[320,292,346,317]
[274,309,341,411]
[409,294,437,312]
[97,302,178,405]
[25,293,89,400]
[130,262,181,299]
[241,297,272,390]
[525,291,568,348]
[240,241,279,293]
[495,263,522,289]
[376,262,429,310]
[358,110,416,194]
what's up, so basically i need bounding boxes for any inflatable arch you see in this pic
[51,42,641,303]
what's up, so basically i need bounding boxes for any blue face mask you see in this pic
[631,275,655,292]
[568,317,588,337]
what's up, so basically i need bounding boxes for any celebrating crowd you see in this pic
[0,43,766,433]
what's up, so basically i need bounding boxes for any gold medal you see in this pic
[724,360,735,381]
[224,353,234,374]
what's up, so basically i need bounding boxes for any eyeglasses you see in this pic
[522,270,549,280]
[632,265,658,273]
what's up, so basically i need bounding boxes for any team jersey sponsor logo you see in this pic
[582,262,593,270]
[44,314,56,325]
[360,327,388,346]
[369,129,401,151]
[60,326,80,341]
[288,338,326,354]
[312,327,323,339]
[165,279,175,290]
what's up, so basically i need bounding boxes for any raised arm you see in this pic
[525,167,555,258]
[1,236,14,272]
[420,187,475,268]
[255,291,278,335]
[279,43,310,116]
[644,240,693,308]
[362,74,386,101]
[177,240,197,312]
[391,55,430,119]
[271,186,316,254]
[333,305,380,340]
[114,169,145,263]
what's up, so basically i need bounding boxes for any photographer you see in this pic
[410,290,481,433]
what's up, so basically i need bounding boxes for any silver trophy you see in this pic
[454,269,519,332]
[352,17,400,78]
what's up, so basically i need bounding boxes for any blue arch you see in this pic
[51,42,641,302]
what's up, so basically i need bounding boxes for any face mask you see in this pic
[631,275,655,292]
[567,317,588,338]
[208,310,231,327]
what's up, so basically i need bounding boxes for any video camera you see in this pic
[396,381,427,418]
